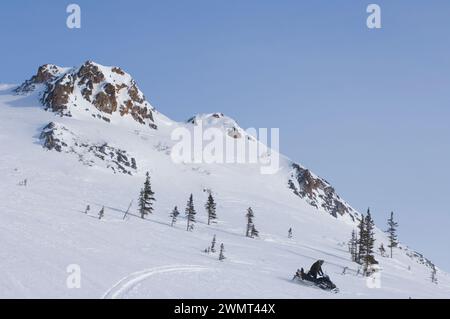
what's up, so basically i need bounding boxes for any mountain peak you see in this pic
[187,113,248,139]
[15,61,157,129]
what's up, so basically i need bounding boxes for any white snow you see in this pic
[0,77,449,299]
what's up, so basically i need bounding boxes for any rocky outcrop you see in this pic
[93,83,118,114]
[404,248,436,270]
[16,61,157,129]
[40,122,68,152]
[40,122,137,175]
[14,64,65,94]
[42,74,75,114]
[288,163,357,220]
[187,113,245,139]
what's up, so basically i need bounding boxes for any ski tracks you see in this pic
[102,265,210,299]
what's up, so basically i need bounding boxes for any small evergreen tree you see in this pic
[170,206,180,227]
[211,234,217,253]
[362,209,376,275]
[386,211,399,258]
[98,206,105,220]
[379,243,386,257]
[219,243,225,261]
[251,225,259,238]
[185,194,196,231]
[431,265,438,284]
[357,214,366,264]
[245,207,255,237]
[138,189,145,215]
[138,172,156,219]
[288,228,293,239]
[205,193,217,225]
[351,231,355,260]
[84,205,90,214]
[349,229,358,262]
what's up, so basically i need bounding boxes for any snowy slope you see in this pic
[0,63,449,299]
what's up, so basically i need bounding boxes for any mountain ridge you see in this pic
[14,61,359,221]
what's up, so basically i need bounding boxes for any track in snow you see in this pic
[102,265,210,299]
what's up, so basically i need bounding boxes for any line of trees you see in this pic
[202,235,225,261]
[349,209,399,276]
[348,208,377,275]
[92,172,263,240]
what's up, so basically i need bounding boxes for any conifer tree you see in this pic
[138,189,145,215]
[98,206,105,220]
[219,243,225,261]
[431,265,438,284]
[185,194,196,231]
[365,211,376,257]
[357,214,366,264]
[251,225,259,238]
[211,234,217,253]
[362,209,376,275]
[379,243,386,257]
[349,230,358,262]
[245,207,255,237]
[288,228,293,239]
[170,206,180,227]
[205,193,217,225]
[386,211,399,258]
[84,205,90,214]
[138,172,155,219]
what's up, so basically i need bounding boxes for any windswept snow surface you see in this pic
[0,83,449,299]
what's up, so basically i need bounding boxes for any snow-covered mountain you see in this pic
[15,61,158,129]
[0,62,448,298]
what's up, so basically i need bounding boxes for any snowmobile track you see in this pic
[102,265,210,299]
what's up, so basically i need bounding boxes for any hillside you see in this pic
[0,63,448,298]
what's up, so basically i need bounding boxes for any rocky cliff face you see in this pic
[14,64,67,94]
[39,122,137,175]
[288,163,358,220]
[16,61,157,129]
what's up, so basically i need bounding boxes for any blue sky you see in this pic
[1,0,450,271]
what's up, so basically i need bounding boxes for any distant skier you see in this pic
[308,260,324,279]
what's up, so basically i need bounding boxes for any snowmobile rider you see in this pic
[308,260,324,279]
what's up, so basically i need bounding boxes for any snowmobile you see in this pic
[292,269,339,293]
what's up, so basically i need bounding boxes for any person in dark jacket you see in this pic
[293,268,306,280]
[308,260,324,279]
